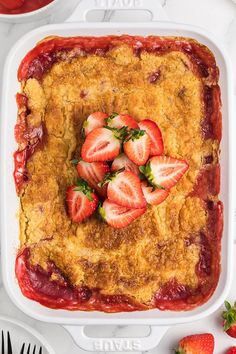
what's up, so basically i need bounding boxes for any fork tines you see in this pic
[1,331,13,354]
[20,343,42,354]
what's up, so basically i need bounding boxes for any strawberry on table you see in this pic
[141,181,169,206]
[175,333,214,354]
[81,126,126,162]
[222,301,236,338]
[82,112,108,136]
[227,348,236,354]
[124,129,151,166]
[66,179,98,223]
[100,170,146,209]
[138,119,164,156]
[77,160,110,198]
[99,199,146,229]
[111,153,140,176]
[106,113,139,129]
[140,156,189,190]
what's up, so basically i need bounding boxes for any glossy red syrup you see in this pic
[155,201,223,311]
[15,249,146,312]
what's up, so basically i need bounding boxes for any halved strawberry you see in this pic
[77,160,110,197]
[106,113,139,129]
[81,127,126,162]
[83,112,108,136]
[140,156,189,190]
[222,301,236,338]
[99,199,146,229]
[138,119,164,156]
[0,0,24,10]
[66,180,98,223]
[123,129,151,166]
[111,153,140,176]
[227,347,236,354]
[141,181,169,205]
[100,170,146,209]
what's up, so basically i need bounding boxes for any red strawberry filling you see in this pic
[16,248,145,311]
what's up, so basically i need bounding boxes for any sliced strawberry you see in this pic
[124,129,151,166]
[227,347,236,354]
[0,0,24,10]
[81,127,126,162]
[100,170,146,209]
[138,119,164,156]
[111,153,140,176]
[99,199,146,229]
[83,112,108,136]
[141,181,169,205]
[140,156,189,190]
[106,113,139,129]
[77,160,110,197]
[175,333,214,354]
[222,301,236,338]
[66,180,98,223]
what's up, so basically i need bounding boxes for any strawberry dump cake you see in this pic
[14,36,222,312]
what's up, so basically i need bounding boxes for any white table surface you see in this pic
[0,0,236,353]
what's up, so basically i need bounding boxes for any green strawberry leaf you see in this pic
[174,348,185,354]
[83,120,89,128]
[139,165,146,175]
[74,179,94,201]
[139,163,165,190]
[71,159,79,165]
[222,300,236,332]
[105,112,119,125]
[98,168,125,188]
[98,204,106,220]
[125,128,145,142]
[225,301,232,311]
[104,125,128,141]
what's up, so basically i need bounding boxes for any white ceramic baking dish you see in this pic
[1,0,235,351]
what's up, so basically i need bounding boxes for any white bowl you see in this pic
[0,0,65,23]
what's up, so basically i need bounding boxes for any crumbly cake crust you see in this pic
[15,36,222,311]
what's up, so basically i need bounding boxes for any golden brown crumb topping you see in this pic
[18,39,220,305]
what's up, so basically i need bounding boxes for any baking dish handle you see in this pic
[64,325,169,351]
[66,0,169,23]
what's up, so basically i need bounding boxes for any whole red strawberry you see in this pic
[175,333,214,354]
[222,301,236,338]
[227,347,236,354]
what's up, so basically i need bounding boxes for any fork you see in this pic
[1,331,13,354]
[20,344,42,354]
